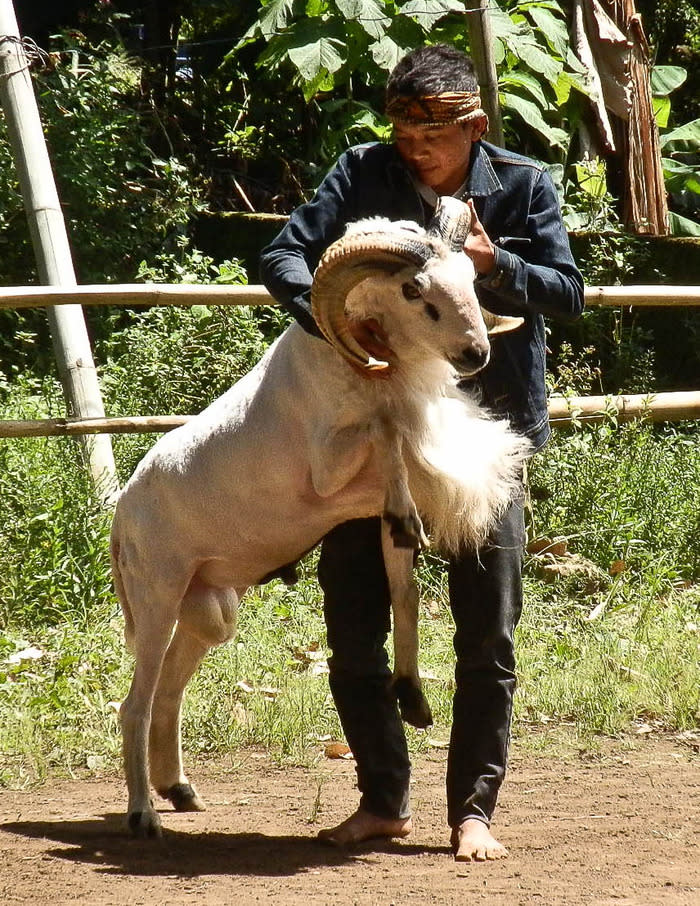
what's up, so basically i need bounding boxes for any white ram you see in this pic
[111,197,532,837]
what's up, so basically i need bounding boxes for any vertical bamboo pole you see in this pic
[0,0,119,504]
[465,0,504,146]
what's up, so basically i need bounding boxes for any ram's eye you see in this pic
[401,282,422,300]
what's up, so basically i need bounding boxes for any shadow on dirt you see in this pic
[0,814,449,878]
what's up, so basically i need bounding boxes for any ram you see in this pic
[111,197,531,837]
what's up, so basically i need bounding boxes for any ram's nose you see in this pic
[450,343,490,376]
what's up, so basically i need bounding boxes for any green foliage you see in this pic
[228,0,584,174]
[0,33,202,285]
[223,0,700,231]
[0,377,115,630]
[516,579,700,735]
[529,422,700,578]
[98,300,287,479]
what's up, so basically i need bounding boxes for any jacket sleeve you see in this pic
[476,168,584,323]
[259,152,358,338]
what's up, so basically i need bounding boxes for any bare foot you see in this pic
[318,808,412,846]
[451,818,508,862]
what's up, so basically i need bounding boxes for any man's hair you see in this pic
[386,44,478,101]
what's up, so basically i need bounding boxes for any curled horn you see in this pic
[427,195,473,251]
[480,309,525,335]
[311,230,435,371]
[429,196,525,335]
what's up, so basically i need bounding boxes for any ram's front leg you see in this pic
[381,520,433,729]
[371,419,429,550]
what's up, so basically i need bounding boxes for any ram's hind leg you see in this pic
[149,581,239,814]
[381,521,433,729]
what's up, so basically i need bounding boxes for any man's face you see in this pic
[393,119,484,195]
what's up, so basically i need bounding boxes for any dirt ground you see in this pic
[1,736,698,906]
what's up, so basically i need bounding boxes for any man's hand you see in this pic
[347,318,394,379]
[463,198,496,276]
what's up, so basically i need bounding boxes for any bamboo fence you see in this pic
[0,282,699,439]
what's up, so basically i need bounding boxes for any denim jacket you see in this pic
[260,140,584,451]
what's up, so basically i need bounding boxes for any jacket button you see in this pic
[489,268,505,289]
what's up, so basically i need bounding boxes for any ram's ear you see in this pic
[481,309,524,335]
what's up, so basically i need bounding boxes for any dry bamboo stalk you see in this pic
[3,391,700,440]
[0,284,272,309]
[1,284,699,310]
[0,415,190,438]
[605,0,669,235]
[548,391,700,424]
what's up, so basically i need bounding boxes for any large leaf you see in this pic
[501,91,568,149]
[301,66,337,102]
[515,40,563,84]
[660,119,700,153]
[668,211,700,237]
[399,0,465,30]
[336,0,390,40]
[487,6,529,42]
[526,6,568,59]
[500,70,549,109]
[662,158,700,195]
[574,160,607,198]
[285,20,347,80]
[552,70,581,107]
[651,66,687,97]
[653,96,671,129]
[370,34,408,73]
[258,0,298,40]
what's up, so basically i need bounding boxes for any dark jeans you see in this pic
[318,493,525,827]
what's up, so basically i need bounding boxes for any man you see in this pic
[260,44,583,861]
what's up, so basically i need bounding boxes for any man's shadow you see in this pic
[1,812,447,878]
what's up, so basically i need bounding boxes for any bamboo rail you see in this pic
[0,283,271,309]
[1,283,699,437]
[548,391,700,424]
[0,283,699,309]
[3,390,699,439]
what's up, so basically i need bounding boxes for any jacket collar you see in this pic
[466,142,503,197]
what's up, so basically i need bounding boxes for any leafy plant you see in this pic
[0,33,202,285]
[231,0,585,173]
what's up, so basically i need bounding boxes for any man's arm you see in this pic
[470,169,584,323]
[259,152,358,337]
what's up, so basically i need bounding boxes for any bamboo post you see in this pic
[465,0,504,146]
[0,0,119,504]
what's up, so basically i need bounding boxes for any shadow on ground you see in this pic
[1,814,448,878]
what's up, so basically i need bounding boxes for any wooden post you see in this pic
[465,0,504,146]
[0,0,119,504]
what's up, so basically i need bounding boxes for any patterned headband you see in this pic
[386,91,487,127]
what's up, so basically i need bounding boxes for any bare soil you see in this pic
[1,736,698,906]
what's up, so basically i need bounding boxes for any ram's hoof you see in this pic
[163,782,206,812]
[393,677,433,729]
[127,808,163,838]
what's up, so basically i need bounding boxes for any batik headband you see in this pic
[386,91,487,127]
